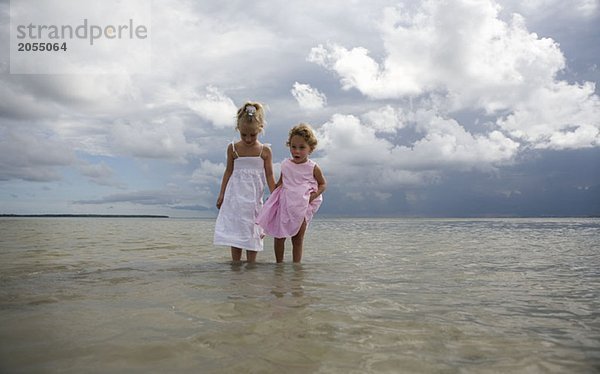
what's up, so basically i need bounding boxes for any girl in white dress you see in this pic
[213,102,276,263]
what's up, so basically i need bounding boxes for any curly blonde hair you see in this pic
[286,123,318,151]
[236,101,265,132]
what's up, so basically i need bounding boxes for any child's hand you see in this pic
[216,195,224,209]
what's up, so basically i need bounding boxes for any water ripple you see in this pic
[0,217,598,373]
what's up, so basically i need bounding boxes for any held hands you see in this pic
[309,192,318,203]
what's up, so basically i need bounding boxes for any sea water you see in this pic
[0,217,598,373]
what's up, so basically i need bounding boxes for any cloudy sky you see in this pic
[1,0,599,217]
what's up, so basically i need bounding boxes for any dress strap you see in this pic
[259,143,270,158]
[231,141,240,158]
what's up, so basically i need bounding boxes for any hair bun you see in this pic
[245,105,257,117]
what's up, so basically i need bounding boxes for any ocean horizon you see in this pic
[1,217,598,373]
[2,213,599,219]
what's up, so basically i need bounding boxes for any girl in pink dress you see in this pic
[256,124,327,263]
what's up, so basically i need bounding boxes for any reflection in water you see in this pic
[271,263,305,298]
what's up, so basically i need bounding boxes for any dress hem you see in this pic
[213,240,264,252]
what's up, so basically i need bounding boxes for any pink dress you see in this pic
[256,158,323,238]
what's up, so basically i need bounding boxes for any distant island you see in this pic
[0,214,169,218]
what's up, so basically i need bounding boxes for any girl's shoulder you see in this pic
[304,158,317,168]
[227,141,238,159]
[312,160,323,173]
[260,143,272,159]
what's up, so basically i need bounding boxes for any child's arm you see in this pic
[262,146,277,193]
[310,165,327,202]
[216,144,235,209]
[275,173,283,189]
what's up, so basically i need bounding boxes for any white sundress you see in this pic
[213,142,266,251]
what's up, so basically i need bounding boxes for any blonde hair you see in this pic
[287,123,318,151]
[236,101,265,132]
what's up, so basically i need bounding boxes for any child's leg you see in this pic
[274,238,286,263]
[231,247,242,262]
[246,250,257,263]
[291,220,307,263]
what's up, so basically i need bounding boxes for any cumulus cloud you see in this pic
[187,86,238,129]
[400,110,520,170]
[361,105,405,133]
[291,82,327,110]
[314,111,519,191]
[308,1,564,106]
[308,0,600,150]
[310,115,390,188]
[497,81,600,149]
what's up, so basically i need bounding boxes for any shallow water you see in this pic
[0,217,599,373]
